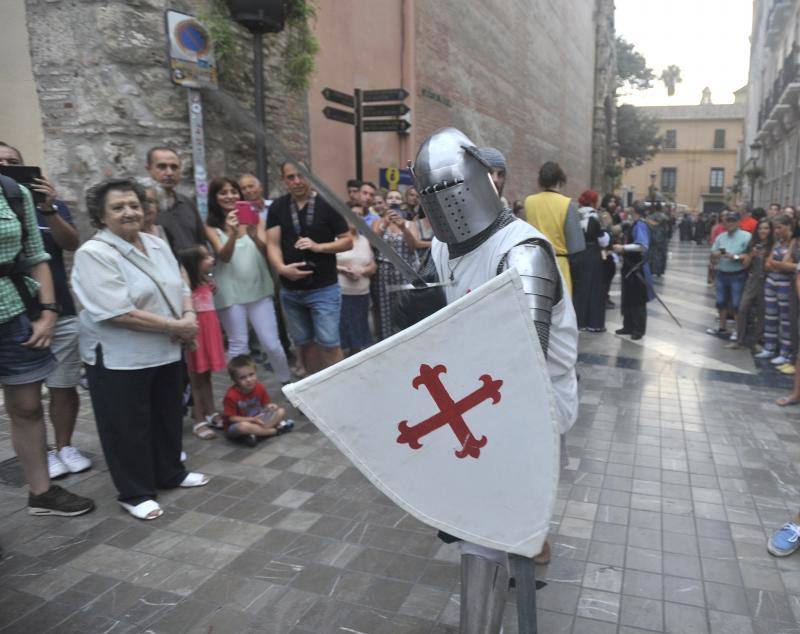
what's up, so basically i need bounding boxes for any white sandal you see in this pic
[180,472,209,488]
[205,413,224,429]
[192,421,217,440]
[120,499,163,521]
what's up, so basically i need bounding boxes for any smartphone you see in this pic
[0,165,45,206]
[719,248,727,255]
[234,201,259,225]
[299,261,318,271]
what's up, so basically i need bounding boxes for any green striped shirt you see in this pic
[0,184,51,323]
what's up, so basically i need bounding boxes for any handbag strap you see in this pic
[91,236,182,319]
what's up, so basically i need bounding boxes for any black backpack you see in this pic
[0,174,39,316]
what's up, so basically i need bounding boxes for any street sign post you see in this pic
[363,119,412,133]
[363,103,410,117]
[165,10,215,219]
[322,106,355,125]
[321,86,411,181]
[363,88,410,102]
[322,87,355,108]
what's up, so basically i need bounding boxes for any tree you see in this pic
[615,36,654,93]
[660,65,682,97]
[617,104,662,168]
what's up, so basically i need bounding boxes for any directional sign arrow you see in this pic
[362,88,410,103]
[363,118,411,133]
[323,106,355,125]
[363,103,411,118]
[322,87,355,108]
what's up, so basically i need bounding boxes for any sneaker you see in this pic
[725,342,742,350]
[768,521,800,557]
[47,450,68,479]
[57,446,91,474]
[180,451,187,462]
[728,331,738,341]
[28,485,95,516]
[705,327,729,336]
[277,419,295,435]
[615,328,631,335]
[244,434,258,447]
[755,349,775,359]
[779,363,797,376]
[771,355,790,365]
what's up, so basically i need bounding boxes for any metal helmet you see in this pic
[410,127,504,245]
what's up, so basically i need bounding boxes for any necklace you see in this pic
[446,255,464,282]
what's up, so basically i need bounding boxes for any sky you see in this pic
[615,0,753,106]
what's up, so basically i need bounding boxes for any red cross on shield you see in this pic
[283,270,558,557]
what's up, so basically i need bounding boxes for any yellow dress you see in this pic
[524,191,572,294]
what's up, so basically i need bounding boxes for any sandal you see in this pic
[180,472,210,488]
[777,396,800,407]
[205,413,224,429]
[120,499,163,521]
[192,421,217,440]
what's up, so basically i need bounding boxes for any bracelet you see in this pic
[183,309,196,315]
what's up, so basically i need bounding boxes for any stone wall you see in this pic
[413,0,598,202]
[24,0,309,233]
[591,0,618,193]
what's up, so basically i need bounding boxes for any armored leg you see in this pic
[459,552,509,634]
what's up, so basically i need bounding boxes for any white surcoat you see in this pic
[431,219,579,433]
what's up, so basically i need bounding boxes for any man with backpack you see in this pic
[0,160,94,516]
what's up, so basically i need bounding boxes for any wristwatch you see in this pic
[39,204,59,216]
[733,254,740,261]
[40,303,62,315]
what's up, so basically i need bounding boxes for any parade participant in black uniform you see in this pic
[612,201,653,340]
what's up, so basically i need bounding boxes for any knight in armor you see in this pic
[411,127,579,633]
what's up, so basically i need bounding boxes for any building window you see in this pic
[713,129,726,149]
[664,129,677,149]
[710,168,725,193]
[661,168,677,193]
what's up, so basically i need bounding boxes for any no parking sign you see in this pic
[165,10,218,90]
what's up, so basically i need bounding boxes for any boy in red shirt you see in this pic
[223,355,294,447]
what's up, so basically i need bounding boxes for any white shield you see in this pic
[282,269,558,557]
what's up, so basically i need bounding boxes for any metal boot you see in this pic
[459,553,509,634]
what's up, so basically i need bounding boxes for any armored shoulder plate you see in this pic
[498,238,561,356]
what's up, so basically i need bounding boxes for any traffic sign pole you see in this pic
[187,89,209,219]
[253,32,268,193]
[354,88,363,181]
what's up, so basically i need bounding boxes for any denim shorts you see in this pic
[715,270,747,311]
[0,312,57,386]
[280,283,342,348]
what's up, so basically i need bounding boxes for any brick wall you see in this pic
[413,0,598,203]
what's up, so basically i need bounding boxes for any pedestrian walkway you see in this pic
[1,240,800,633]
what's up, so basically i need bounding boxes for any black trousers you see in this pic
[85,347,186,505]
[622,303,647,336]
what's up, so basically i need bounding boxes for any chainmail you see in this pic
[447,208,517,258]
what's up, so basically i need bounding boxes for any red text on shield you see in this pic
[396,364,503,459]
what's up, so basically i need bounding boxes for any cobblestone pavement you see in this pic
[2,240,800,633]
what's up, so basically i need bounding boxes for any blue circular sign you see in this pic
[176,20,209,55]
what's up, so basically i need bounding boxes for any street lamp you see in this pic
[748,142,762,207]
[226,1,287,193]
[649,170,657,207]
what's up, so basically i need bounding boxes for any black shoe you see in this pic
[243,434,258,448]
[631,333,644,340]
[276,419,295,435]
[28,485,95,517]
[615,328,631,335]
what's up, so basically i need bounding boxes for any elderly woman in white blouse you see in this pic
[71,177,209,521]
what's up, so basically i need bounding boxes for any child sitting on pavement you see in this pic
[223,355,294,447]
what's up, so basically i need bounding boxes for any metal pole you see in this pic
[354,88,363,181]
[510,554,538,634]
[253,31,268,192]
[187,89,209,220]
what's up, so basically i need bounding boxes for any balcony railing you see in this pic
[757,43,798,131]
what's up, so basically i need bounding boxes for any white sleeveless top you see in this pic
[431,219,579,433]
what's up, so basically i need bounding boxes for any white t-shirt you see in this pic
[336,234,374,296]
[431,219,579,433]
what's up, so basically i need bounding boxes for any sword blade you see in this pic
[207,90,428,288]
